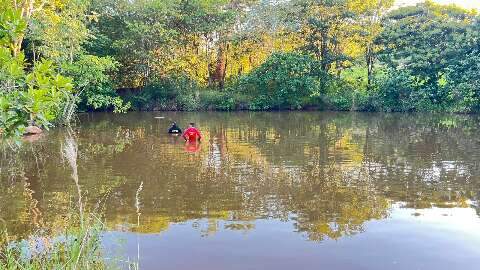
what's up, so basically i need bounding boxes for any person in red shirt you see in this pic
[182,122,202,142]
[184,140,201,153]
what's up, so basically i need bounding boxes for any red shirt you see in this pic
[185,141,201,153]
[183,127,202,141]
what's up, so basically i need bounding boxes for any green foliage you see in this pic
[445,53,480,113]
[24,60,74,125]
[236,52,323,110]
[374,2,480,112]
[371,69,418,112]
[0,58,74,135]
[294,0,353,72]
[322,79,354,111]
[26,0,90,64]
[0,4,75,137]
[0,3,26,49]
[0,46,25,92]
[199,89,237,111]
[63,55,130,112]
[442,21,480,113]
[2,0,480,139]
[85,0,480,114]
[0,91,28,137]
[320,66,373,111]
[124,75,201,111]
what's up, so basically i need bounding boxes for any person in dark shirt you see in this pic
[168,122,182,134]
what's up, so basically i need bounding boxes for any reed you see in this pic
[0,212,106,270]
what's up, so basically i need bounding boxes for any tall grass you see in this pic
[0,213,106,270]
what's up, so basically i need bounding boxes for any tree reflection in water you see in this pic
[1,112,479,242]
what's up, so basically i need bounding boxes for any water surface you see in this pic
[1,112,480,269]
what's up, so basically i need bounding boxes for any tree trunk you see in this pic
[213,41,227,89]
[12,0,43,56]
[366,44,374,90]
[12,39,23,57]
[320,31,329,72]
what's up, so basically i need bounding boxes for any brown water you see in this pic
[1,111,480,269]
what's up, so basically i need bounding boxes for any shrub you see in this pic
[199,89,237,111]
[124,74,201,111]
[0,58,74,136]
[372,69,430,112]
[0,5,75,137]
[235,52,323,110]
[63,55,130,113]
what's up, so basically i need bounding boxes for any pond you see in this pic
[1,111,480,270]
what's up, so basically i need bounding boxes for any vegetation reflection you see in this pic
[1,112,479,243]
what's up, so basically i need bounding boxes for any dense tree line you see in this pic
[1,0,480,135]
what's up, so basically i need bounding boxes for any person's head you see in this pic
[171,121,177,126]
[189,122,195,127]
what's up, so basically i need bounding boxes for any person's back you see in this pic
[183,123,201,142]
[168,122,182,134]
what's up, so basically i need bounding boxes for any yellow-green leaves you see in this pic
[0,4,27,49]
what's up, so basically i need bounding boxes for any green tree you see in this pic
[375,1,477,110]
[25,0,90,64]
[444,19,480,112]
[63,55,130,112]
[347,0,394,89]
[0,0,75,136]
[291,0,345,73]
[237,52,322,110]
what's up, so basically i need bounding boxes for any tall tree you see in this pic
[347,0,394,88]
[289,0,353,74]
[26,0,90,64]
[376,1,477,106]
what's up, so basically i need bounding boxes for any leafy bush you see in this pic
[0,91,28,137]
[63,55,130,113]
[199,89,237,111]
[235,52,323,110]
[124,75,201,111]
[0,57,74,136]
[322,79,354,111]
[444,49,480,113]
[370,69,444,112]
[0,3,76,137]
